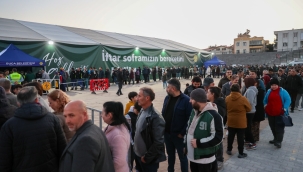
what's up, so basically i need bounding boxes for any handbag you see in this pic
[281,113,293,127]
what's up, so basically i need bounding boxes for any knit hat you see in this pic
[190,88,207,103]
[203,77,214,87]
[269,78,279,86]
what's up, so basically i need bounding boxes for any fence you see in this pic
[87,107,104,129]
[32,79,60,95]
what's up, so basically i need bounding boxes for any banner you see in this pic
[0,41,209,77]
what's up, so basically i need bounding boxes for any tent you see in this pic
[0,44,45,67]
[204,56,226,68]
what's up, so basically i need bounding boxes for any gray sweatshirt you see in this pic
[244,86,258,113]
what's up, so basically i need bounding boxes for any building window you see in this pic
[243,42,247,46]
[249,40,262,46]
[294,42,297,47]
[283,33,288,38]
[283,42,288,47]
[294,32,298,37]
[236,50,240,54]
[216,48,220,51]
[236,42,240,46]
[243,49,246,53]
[222,48,226,50]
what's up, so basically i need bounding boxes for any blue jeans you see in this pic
[77,79,83,88]
[164,132,188,172]
[135,155,159,172]
[84,78,89,89]
[163,81,167,89]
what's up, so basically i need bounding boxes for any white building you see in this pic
[274,29,303,52]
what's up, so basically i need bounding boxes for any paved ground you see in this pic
[219,110,303,172]
[44,78,303,172]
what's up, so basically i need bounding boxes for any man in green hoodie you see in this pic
[185,88,223,172]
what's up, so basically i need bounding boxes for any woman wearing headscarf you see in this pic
[0,86,17,129]
[264,78,291,148]
[47,89,75,142]
[102,101,131,172]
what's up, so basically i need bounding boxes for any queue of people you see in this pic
[0,62,301,172]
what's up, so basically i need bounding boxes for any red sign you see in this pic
[90,79,109,92]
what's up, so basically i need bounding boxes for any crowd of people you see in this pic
[0,63,302,172]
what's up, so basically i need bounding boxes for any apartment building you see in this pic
[234,30,268,54]
[274,29,303,52]
[204,45,234,55]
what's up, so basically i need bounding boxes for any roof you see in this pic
[0,18,208,53]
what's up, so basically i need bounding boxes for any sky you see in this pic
[0,0,302,50]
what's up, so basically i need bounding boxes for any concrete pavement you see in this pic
[43,78,303,172]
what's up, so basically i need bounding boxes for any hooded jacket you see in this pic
[244,86,258,113]
[185,102,223,161]
[225,92,251,128]
[0,103,67,172]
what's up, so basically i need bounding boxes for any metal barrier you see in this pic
[32,79,60,95]
[87,107,103,128]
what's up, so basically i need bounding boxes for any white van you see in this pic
[288,61,303,66]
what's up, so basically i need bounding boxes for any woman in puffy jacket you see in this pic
[102,101,131,172]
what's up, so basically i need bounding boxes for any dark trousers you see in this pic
[190,160,217,172]
[289,91,298,111]
[131,145,142,171]
[245,113,255,143]
[143,74,148,83]
[216,143,224,162]
[164,133,188,172]
[117,82,122,95]
[267,115,285,143]
[135,155,159,172]
[227,127,245,154]
[71,79,77,88]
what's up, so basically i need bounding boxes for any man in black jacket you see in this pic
[70,68,76,90]
[116,68,123,96]
[184,76,203,97]
[75,68,84,90]
[285,69,303,113]
[60,100,114,172]
[218,69,232,88]
[0,86,67,172]
[162,79,192,172]
[134,87,166,172]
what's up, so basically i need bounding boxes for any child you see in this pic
[124,91,138,115]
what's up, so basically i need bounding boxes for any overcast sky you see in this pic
[1,0,302,49]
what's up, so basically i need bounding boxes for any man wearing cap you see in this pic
[185,88,223,172]
[203,77,215,92]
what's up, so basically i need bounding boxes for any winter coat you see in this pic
[225,92,251,128]
[244,86,258,113]
[0,101,17,130]
[104,124,130,172]
[162,93,192,136]
[253,86,265,122]
[214,97,226,118]
[0,103,67,172]
[135,104,166,164]
[59,120,114,172]
[218,76,230,88]
[54,112,75,142]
